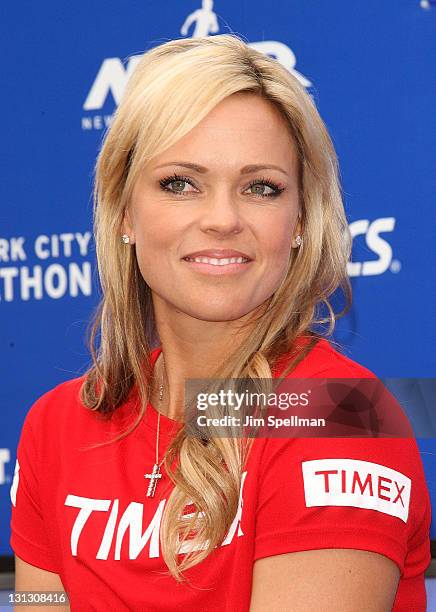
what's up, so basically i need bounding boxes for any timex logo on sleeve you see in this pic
[301,458,411,522]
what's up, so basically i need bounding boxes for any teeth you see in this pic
[185,256,249,265]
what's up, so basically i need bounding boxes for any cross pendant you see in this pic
[144,463,162,498]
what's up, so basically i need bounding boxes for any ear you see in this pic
[292,210,303,248]
[121,207,135,244]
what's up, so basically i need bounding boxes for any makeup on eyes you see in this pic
[158,173,286,199]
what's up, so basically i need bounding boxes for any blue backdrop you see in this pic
[1,0,435,555]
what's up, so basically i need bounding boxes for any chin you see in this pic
[185,304,253,323]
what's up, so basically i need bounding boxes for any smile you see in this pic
[182,256,253,276]
[183,256,249,266]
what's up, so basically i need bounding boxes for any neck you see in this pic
[151,352,183,421]
[150,296,268,420]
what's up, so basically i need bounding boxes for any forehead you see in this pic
[150,93,298,175]
[198,92,288,130]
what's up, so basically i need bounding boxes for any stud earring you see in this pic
[121,234,130,244]
[295,235,302,247]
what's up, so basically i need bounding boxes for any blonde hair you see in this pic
[81,33,352,583]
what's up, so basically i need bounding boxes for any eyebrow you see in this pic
[153,161,289,177]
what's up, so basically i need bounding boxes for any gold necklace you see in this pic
[144,354,166,498]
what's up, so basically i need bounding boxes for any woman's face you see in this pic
[123,92,301,324]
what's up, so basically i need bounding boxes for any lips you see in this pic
[182,249,253,260]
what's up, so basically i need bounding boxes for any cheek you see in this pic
[263,225,293,264]
[256,223,294,293]
[132,209,175,258]
[131,215,182,289]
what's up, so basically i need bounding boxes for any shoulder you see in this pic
[276,336,377,379]
[22,375,89,434]
[253,426,431,575]
[261,338,431,544]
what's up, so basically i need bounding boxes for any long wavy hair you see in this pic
[80,33,352,582]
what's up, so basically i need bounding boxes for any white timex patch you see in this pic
[301,458,411,523]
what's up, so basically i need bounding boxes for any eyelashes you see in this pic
[158,173,286,199]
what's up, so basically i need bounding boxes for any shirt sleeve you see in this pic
[254,435,432,578]
[9,396,59,573]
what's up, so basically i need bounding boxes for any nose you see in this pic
[198,188,243,236]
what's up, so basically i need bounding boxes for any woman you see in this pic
[10,34,430,611]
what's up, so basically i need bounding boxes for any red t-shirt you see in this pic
[10,337,431,611]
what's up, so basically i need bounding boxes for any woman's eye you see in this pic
[247,183,275,197]
[159,174,285,199]
[167,179,190,193]
[245,178,285,199]
[159,175,195,195]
